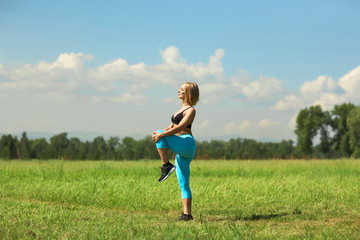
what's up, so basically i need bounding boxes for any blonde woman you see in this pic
[152,82,199,221]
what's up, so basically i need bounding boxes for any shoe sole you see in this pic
[159,166,176,182]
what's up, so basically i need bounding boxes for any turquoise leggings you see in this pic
[155,130,196,199]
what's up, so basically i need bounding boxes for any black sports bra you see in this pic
[171,107,193,128]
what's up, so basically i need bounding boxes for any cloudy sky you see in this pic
[1,0,359,141]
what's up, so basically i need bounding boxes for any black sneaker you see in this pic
[158,162,176,182]
[177,213,193,221]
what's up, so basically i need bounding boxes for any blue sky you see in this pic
[1,0,360,141]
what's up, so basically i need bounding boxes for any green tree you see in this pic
[225,138,243,159]
[31,138,52,159]
[347,106,360,158]
[50,132,69,159]
[195,140,211,159]
[107,136,120,160]
[242,139,260,159]
[331,103,356,157]
[295,105,331,157]
[88,136,108,160]
[318,110,332,157]
[18,132,31,159]
[208,140,226,159]
[295,107,314,155]
[134,136,158,160]
[121,137,136,160]
[65,137,87,160]
[0,134,18,159]
[278,140,294,159]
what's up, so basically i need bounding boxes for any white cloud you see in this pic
[200,83,230,104]
[222,121,239,135]
[125,82,150,93]
[109,93,148,106]
[312,93,347,110]
[271,95,304,111]
[0,47,226,105]
[230,70,251,87]
[97,84,116,93]
[200,120,210,129]
[197,71,284,105]
[38,91,77,101]
[239,120,252,131]
[88,46,226,93]
[258,119,278,128]
[288,113,298,129]
[0,47,287,108]
[92,96,102,103]
[326,77,338,91]
[241,76,283,100]
[229,72,283,101]
[163,97,175,104]
[0,52,93,94]
[272,66,360,113]
[299,75,336,99]
[221,119,284,140]
[222,120,252,135]
[157,47,225,82]
[160,46,181,65]
[208,49,225,79]
[338,65,360,100]
[55,52,94,71]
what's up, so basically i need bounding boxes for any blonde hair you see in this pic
[183,82,200,106]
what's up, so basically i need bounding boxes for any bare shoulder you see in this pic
[185,107,196,116]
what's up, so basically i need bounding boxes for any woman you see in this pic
[152,81,199,221]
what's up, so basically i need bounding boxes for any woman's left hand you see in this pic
[152,131,161,143]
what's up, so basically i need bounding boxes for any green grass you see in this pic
[1,159,360,239]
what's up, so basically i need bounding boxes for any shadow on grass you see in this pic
[206,209,302,222]
[234,209,302,221]
[235,213,289,221]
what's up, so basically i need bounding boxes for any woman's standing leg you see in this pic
[182,198,192,215]
[175,154,193,220]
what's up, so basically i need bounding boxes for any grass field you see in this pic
[1,159,360,239]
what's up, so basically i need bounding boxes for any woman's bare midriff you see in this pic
[168,124,192,136]
[176,129,192,136]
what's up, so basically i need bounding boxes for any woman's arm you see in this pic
[153,109,195,142]
[164,123,174,131]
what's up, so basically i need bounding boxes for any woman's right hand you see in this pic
[152,131,161,143]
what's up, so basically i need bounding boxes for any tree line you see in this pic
[0,133,159,160]
[0,132,296,160]
[0,102,359,160]
[295,103,360,159]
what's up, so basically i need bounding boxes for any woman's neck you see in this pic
[182,103,192,107]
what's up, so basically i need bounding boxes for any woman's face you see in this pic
[178,85,186,100]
